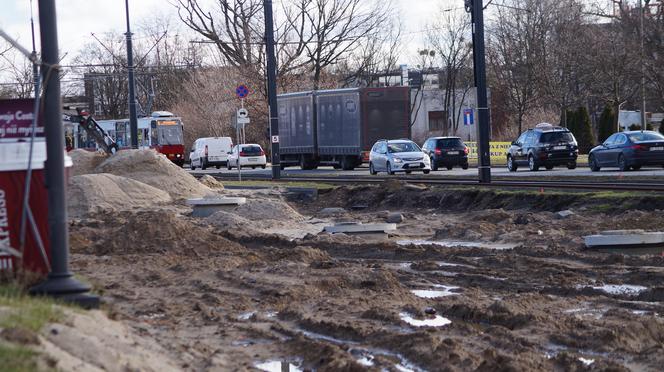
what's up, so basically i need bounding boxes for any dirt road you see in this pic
[69,184,664,371]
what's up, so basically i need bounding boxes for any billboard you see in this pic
[0,99,43,139]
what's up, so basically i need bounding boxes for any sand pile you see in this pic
[233,198,304,221]
[95,149,212,199]
[67,174,172,218]
[68,149,107,176]
[199,175,224,189]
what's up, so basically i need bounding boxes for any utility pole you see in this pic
[467,0,491,183]
[125,0,139,148]
[264,0,281,179]
[29,0,38,96]
[30,0,99,308]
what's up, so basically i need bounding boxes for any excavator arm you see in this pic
[64,107,119,155]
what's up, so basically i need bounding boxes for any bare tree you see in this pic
[488,0,546,134]
[427,9,473,136]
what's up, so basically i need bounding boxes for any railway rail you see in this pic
[199,172,664,192]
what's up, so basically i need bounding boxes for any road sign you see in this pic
[237,108,248,118]
[464,108,474,126]
[237,117,250,125]
[235,85,249,99]
[271,135,279,143]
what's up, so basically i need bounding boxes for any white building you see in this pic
[410,87,482,143]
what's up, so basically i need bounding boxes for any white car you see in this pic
[190,137,233,170]
[227,144,267,169]
[369,139,431,175]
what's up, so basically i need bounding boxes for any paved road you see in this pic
[189,164,664,179]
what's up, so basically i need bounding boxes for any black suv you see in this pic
[507,124,578,172]
[422,136,469,170]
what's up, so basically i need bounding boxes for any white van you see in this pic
[189,137,233,170]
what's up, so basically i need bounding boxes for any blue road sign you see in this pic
[235,85,249,99]
[464,108,474,126]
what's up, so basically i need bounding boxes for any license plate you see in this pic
[651,147,663,151]
[248,158,258,161]
[447,151,459,155]
[553,146,567,150]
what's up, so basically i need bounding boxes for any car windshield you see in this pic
[628,132,664,142]
[388,142,420,153]
[539,132,575,144]
[437,138,463,148]
[241,145,262,154]
[157,125,183,145]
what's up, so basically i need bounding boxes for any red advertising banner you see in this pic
[0,99,44,139]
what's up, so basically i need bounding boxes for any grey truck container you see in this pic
[277,87,410,170]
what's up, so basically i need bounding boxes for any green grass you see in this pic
[221,180,337,190]
[0,343,40,372]
[0,284,64,333]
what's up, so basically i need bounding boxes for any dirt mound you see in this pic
[95,149,211,199]
[69,210,244,256]
[67,174,172,218]
[69,149,107,176]
[199,175,224,189]
[233,198,304,221]
[206,210,255,232]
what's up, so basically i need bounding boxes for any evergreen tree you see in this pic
[564,109,577,133]
[597,105,615,144]
[572,106,595,154]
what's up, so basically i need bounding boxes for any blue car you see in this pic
[588,131,664,171]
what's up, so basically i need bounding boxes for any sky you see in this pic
[0,0,458,68]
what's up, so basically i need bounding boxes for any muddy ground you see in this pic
[69,183,664,371]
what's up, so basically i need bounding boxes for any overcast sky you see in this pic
[0,0,465,67]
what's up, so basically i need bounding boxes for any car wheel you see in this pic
[618,154,628,172]
[507,156,518,172]
[261,165,266,169]
[216,165,220,169]
[280,163,286,170]
[387,162,395,175]
[201,160,207,170]
[227,161,232,170]
[252,166,256,169]
[369,162,377,175]
[430,157,438,171]
[405,170,412,174]
[632,165,642,171]
[190,163,195,171]
[545,165,554,170]
[423,169,430,174]
[528,155,539,171]
[461,163,469,170]
[589,155,600,172]
[567,161,577,170]
[446,165,453,170]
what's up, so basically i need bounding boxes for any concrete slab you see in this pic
[187,197,246,218]
[585,230,664,248]
[323,222,396,234]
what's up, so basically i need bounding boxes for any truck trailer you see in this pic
[277,87,410,170]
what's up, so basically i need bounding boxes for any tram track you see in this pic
[196,172,664,192]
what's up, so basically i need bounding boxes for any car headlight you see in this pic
[393,157,403,163]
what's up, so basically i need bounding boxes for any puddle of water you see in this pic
[255,361,303,372]
[397,239,516,250]
[399,312,451,327]
[583,284,648,296]
[265,311,279,318]
[579,357,595,366]
[411,285,460,299]
[238,311,255,320]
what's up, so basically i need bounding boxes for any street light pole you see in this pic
[30,0,99,308]
[125,0,139,148]
[639,0,648,132]
[467,0,492,183]
[264,0,281,179]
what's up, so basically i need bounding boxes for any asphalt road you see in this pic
[188,164,664,179]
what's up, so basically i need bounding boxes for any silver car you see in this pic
[369,139,431,175]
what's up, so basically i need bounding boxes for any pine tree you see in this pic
[564,109,577,133]
[597,105,615,144]
[572,106,595,154]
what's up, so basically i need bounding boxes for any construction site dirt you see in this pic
[64,152,664,371]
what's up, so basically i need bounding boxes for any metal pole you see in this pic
[264,0,281,179]
[30,0,99,308]
[29,0,39,97]
[469,0,491,183]
[125,0,139,148]
[640,0,647,132]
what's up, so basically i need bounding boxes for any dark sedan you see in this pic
[588,131,664,171]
